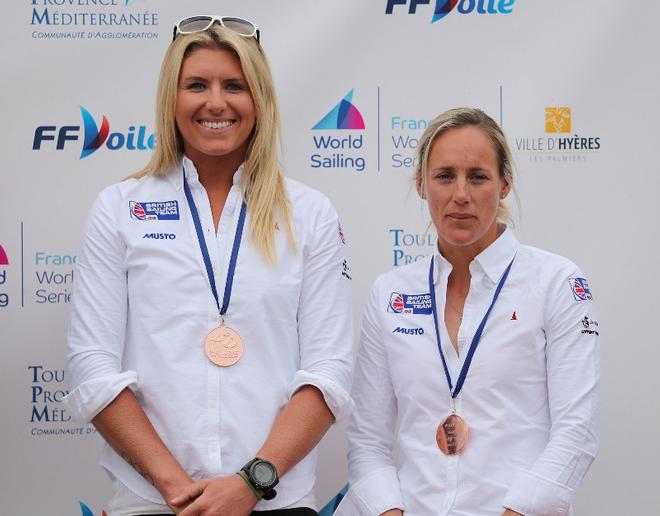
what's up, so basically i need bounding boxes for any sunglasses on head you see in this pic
[172,15,260,43]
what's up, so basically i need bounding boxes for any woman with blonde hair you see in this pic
[335,107,599,515]
[65,16,352,516]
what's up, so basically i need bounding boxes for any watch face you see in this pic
[252,461,276,487]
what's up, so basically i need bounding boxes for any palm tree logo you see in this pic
[545,107,571,133]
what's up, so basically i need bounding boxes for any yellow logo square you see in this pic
[545,107,571,133]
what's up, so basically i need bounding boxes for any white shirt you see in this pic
[65,157,353,510]
[335,228,599,516]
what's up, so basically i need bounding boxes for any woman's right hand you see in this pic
[162,477,196,513]
[381,510,403,516]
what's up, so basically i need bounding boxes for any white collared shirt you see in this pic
[65,157,353,510]
[336,228,599,516]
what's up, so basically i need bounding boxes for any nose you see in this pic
[452,177,470,205]
[206,85,227,111]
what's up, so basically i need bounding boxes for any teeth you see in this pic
[199,120,234,129]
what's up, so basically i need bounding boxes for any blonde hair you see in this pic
[415,107,515,223]
[134,25,294,263]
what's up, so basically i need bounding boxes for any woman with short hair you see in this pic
[336,107,599,516]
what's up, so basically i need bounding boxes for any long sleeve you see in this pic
[336,282,404,516]
[287,196,354,422]
[64,188,137,423]
[504,266,600,515]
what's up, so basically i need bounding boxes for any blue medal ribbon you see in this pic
[428,254,515,399]
[183,170,247,318]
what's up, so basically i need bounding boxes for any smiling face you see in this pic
[418,125,510,258]
[175,46,256,169]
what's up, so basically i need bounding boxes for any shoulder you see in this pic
[516,244,584,281]
[515,244,595,305]
[283,178,342,240]
[93,169,178,209]
[284,177,335,215]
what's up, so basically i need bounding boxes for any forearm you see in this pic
[256,385,334,476]
[91,387,192,501]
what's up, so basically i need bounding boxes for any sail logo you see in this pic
[310,90,367,172]
[0,245,8,266]
[0,243,8,309]
[312,89,365,130]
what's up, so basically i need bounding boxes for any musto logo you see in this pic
[33,106,154,158]
[385,0,515,23]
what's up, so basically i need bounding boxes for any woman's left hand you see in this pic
[170,474,258,516]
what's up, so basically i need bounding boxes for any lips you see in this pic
[446,212,475,220]
[198,120,235,130]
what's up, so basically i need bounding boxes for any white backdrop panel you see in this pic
[1,1,658,514]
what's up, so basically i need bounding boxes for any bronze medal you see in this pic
[204,325,244,366]
[436,413,469,455]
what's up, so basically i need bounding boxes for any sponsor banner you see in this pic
[309,90,368,173]
[79,501,107,516]
[0,243,9,309]
[384,0,516,23]
[388,114,432,170]
[33,106,155,159]
[389,228,435,266]
[29,0,161,41]
[512,106,602,163]
[28,364,97,437]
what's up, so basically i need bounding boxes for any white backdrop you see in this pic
[1,1,659,514]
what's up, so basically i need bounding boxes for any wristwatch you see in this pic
[240,457,279,500]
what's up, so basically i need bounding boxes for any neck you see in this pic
[196,159,238,194]
[186,148,246,194]
[437,224,503,277]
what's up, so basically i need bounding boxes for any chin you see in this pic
[439,227,479,244]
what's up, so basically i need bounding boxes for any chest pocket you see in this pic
[383,312,444,398]
[124,220,206,316]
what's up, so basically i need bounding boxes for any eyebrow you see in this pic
[430,166,454,173]
[180,75,247,83]
[180,75,207,82]
[429,166,490,174]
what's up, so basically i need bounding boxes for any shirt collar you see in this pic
[166,155,245,190]
[472,226,520,284]
[432,226,520,285]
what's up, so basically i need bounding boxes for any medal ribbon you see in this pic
[428,254,515,399]
[183,170,247,317]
